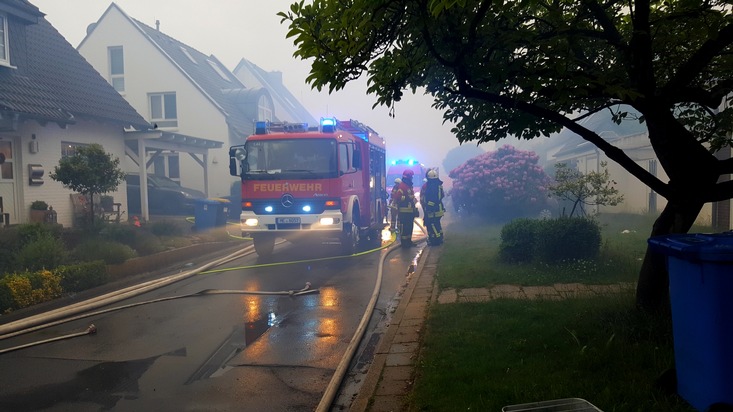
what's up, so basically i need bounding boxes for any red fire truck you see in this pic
[228,118,388,256]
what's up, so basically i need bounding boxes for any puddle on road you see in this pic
[245,316,272,346]
[0,350,178,411]
[188,313,277,383]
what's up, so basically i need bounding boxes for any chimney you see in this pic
[155,20,160,31]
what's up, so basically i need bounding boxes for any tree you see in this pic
[50,144,125,225]
[449,145,550,221]
[550,161,624,217]
[281,0,733,311]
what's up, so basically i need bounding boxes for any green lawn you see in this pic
[408,213,701,411]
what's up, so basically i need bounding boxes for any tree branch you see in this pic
[454,83,670,197]
[662,22,733,98]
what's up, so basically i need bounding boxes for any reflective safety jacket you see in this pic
[420,179,445,218]
[389,183,400,210]
[393,181,417,214]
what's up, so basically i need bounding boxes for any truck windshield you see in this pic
[243,138,337,178]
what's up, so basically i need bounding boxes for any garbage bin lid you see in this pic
[648,232,733,262]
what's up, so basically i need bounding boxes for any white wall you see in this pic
[17,119,128,227]
[78,6,233,197]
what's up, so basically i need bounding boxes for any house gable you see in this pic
[80,3,256,140]
[233,58,317,125]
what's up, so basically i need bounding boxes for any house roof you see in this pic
[107,4,257,139]
[0,1,149,130]
[233,58,317,125]
[552,106,649,159]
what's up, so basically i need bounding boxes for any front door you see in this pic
[0,139,17,224]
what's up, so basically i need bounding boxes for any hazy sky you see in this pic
[31,0,492,170]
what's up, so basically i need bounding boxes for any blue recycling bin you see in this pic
[194,198,229,231]
[648,232,733,411]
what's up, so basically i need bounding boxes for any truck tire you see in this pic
[253,235,275,256]
[341,221,359,255]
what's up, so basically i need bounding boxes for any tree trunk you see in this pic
[634,107,719,313]
[635,199,704,312]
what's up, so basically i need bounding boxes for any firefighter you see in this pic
[420,169,446,246]
[394,170,418,247]
[389,177,401,231]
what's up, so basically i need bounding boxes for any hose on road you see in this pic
[0,283,317,352]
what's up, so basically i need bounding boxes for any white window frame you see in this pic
[207,59,231,82]
[258,95,272,122]
[108,46,124,92]
[61,141,88,158]
[0,14,10,67]
[180,46,197,64]
[149,92,178,128]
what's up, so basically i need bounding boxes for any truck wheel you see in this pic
[253,235,275,256]
[341,221,359,255]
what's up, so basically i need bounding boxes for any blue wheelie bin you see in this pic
[212,198,230,227]
[648,232,733,411]
[194,198,219,231]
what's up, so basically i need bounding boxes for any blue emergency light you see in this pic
[320,117,337,133]
[255,121,269,134]
[391,158,420,166]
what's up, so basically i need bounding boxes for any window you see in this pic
[0,14,9,66]
[180,46,197,64]
[207,59,231,82]
[151,152,180,182]
[108,46,124,92]
[61,142,88,158]
[258,95,272,122]
[0,140,12,179]
[339,142,356,174]
[149,92,178,127]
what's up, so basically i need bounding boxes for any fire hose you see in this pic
[0,283,317,354]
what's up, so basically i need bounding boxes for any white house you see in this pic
[536,107,729,229]
[77,3,311,213]
[0,0,151,227]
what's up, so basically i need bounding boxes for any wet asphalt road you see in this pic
[0,236,420,411]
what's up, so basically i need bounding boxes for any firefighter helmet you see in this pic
[427,169,438,179]
[394,178,402,184]
[402,169,414,179]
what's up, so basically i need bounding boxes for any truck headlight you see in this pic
[319,217,335,225]
[243,218,259,227]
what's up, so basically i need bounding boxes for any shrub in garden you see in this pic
[449,145,551,222]
[0,228,19,272]
[15,235,68,271]
[150,220,185,237]
[499,218,540,263]
[126,230,164,256]
[499,217,602,264]
[72,239,137,265]
[99,223,138,247]
[534,217,602,263]
[0,270,62,311]
[57,261,108,292]
[16,222,63,246]
[0,224,65,273]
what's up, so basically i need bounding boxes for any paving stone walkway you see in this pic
[352,245,637,412]
[437,282,636,304]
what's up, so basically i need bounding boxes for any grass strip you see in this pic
[410,294,693,411]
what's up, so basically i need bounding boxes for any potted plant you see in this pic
[30,200,48,223]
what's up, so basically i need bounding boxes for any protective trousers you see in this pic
[398,213,415,246]
[424,216,443,245]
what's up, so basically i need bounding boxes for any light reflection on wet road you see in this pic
[0,235,419,411]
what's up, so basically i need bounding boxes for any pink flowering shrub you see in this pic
[448,145,551,222]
